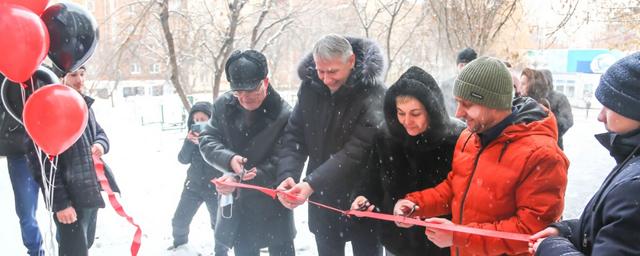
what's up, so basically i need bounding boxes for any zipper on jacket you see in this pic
[456,145,485,256]
[497,140,511,163]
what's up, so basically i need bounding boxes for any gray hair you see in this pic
[312,34,353,63]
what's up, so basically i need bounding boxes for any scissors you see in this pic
[357,199,380,212]
[239,167,256,181]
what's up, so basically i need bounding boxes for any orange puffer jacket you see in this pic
[405,99,569,256]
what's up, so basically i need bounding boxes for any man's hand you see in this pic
[276,178,313,210]
[393,199,419,228]
[284,182,313,209]
[91,143,104,158]
[229,155,247,175]
[214,175,238,195]
[56,206,77,224]
[187,131,199,144]
[528,227,560,254]
[276,177,297,209]
[424,218,454,248]
[351,196,375,211]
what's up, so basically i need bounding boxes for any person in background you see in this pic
[0,73,44,256]
[168,101,227,256]
[351,66,464,256]
[540,69,574,149]
[530,52,640,256]
[440,47,478,115]
[520,68,550,107]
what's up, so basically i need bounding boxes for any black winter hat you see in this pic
[225,49,268,91]
[457,47,478,64]
[596,52,640,122]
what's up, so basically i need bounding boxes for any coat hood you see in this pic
[384,66,464,147]
[187,101,212,127]
[297,36,386,89]
[499,97,558,142]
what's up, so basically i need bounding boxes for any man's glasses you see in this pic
[232,82,264,97]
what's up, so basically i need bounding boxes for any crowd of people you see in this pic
[1,34,639,256]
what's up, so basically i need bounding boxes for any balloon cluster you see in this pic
[0,0,98,155]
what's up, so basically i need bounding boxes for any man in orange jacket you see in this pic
[394,57,569,255]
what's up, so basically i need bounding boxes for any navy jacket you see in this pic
[536,130,640,255]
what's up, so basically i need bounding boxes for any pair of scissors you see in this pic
[357,199,380,212]
[239,167,255,181]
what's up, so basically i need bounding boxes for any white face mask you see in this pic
[220,194,233,207]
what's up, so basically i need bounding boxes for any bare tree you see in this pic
[426,0,519,55]
[351,0,383,38]
[160,0,191,111]
[351,0,427,82]
[200,0,246,100]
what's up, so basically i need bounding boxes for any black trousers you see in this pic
[54,208,98,256]
[234,239,295,256]
[171,186,227,255]
[314,228,382,256]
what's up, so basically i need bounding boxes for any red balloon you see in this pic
[0,4,50,83]
[23,84,88,156]
[0,0,49,15]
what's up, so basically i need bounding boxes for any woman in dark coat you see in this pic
[530,52,640,255]
[352,66,465,256]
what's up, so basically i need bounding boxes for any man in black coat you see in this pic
[1,73,45,256]
[169,101,227,255]
[200,49,295,256]
[26,66,119,256]
[275,34,385,256]
[352,66,464,256]
[530,52,640,255]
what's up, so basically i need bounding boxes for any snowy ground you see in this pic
[1,99,612,256]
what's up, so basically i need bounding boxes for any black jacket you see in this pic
[548,90,573,149]
[360,67,463,256]
[177,101,223,194]
[536,130,640,255]
[27,96,119,212]
[276,36,386,236]
[199,86,295,248]
[0,76,31,156]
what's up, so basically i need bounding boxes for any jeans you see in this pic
[54,208,98,256]
[8,154,44,256]
[172,186,227,256]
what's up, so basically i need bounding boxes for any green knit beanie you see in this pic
[453,57,513,110]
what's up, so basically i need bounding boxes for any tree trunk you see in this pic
[160,0,191,111]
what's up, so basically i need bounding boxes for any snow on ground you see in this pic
[0,99,613,255]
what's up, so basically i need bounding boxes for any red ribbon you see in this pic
[94,156,142,255]
[212,179,530,242]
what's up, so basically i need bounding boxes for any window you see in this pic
[566,85,575,98]
[151,85,163,96]
[150,63,161,74]
[131,63,141,74]
[123,86,145,97]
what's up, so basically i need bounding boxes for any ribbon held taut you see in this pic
[211,179,530,242]
[94,156,142,255]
